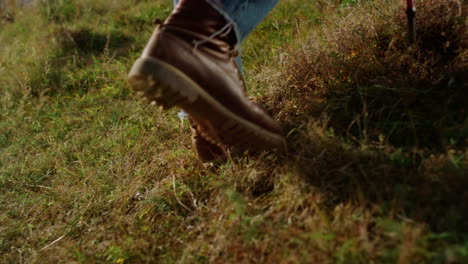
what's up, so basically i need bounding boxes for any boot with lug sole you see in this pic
[128,0,285,150]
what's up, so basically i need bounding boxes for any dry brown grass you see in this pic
[265,0,467,149]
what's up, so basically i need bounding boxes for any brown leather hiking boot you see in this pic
[128,0,285,150]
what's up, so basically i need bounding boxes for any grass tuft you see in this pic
[265,0,467,149]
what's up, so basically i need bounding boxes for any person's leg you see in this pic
[210,0,280,69]
[169,0,279,162]
[128,0,285,159]
[206,0,279,42]
[172,0,279,50]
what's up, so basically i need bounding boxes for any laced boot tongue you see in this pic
[165,0,237,45]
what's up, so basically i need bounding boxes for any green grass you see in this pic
[1,0,467,263]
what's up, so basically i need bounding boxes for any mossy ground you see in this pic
[1,0,467,263]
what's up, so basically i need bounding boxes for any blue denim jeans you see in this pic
[172,0,279,42]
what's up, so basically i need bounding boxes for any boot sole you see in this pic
[127,56,285,150]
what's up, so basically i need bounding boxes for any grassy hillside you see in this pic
[1,0,467,263]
